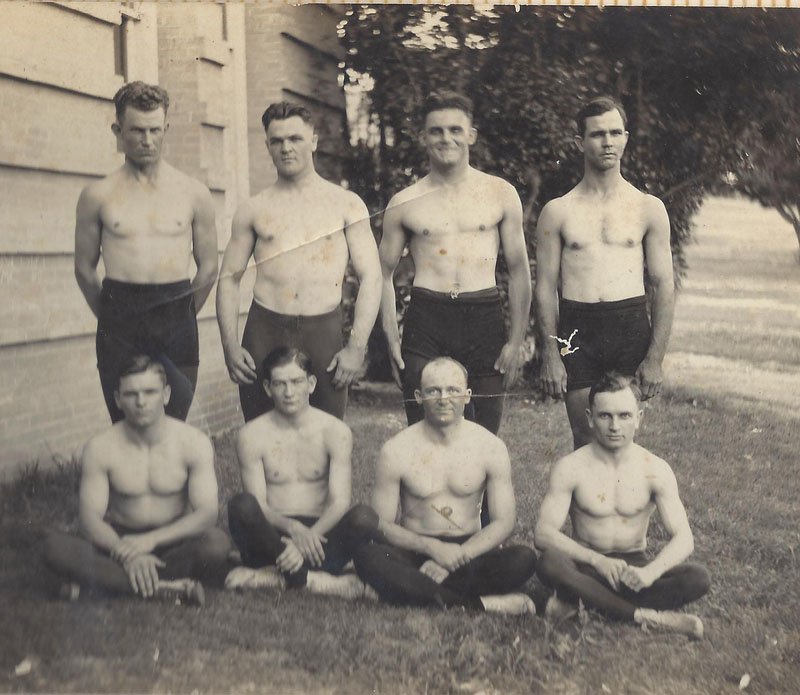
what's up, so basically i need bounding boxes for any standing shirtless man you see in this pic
[44,355,231,604]
[535,96,674,448]
[534,373,710,638]
[217,102,381,421]
[380,91,531,435]
[354,358,537,614]
[75,82,218,422]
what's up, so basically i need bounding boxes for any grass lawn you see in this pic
[1,383,798,694]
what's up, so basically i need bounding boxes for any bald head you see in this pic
[420,357,468,390]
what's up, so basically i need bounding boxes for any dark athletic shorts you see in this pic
[96,278,199,372]
[557,295,650,391]
[238,300,346,421]
[401,287,506,378]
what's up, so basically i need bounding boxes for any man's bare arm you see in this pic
[494,183,532,389]
[461,441,517,558]
[216,203,258,384]
[310,421,353,537]
[624,461,694,590]
[78,440,122,553]
[74,185,104,318]
[534,200,567,396]
[637,197,674,399]
[378,196,410,388]
[326,194,381,389]
[190,183,219,311]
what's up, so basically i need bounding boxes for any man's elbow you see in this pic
[533,524,554,552]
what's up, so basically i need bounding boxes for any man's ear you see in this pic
[114,389,121,410]
[464,387,473,404]
[414,389,423,405]
[585,407,594,429]
[467,126,478,146]
[263,379,273,399]
[111,122,121,137]
[574,134,584,153]
[308,375,317,394]
[311,132,319,153]
[162,384,171,407]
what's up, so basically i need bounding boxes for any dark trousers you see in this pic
[227,493,378,588]
[43,528,232,594]
[537,548,711,621]
[353,537,537,610]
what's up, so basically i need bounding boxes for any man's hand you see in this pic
[494,341,526,390]
[386,340,405,389]
[112,533,157,564]
[287,521,326,567]
[635,357,663,400]
[539,351,568,398]
[224,345,258,385]
[620,564,656,592]
[419,560,450,584]
[276,538,305,574]
[591,555,629,591]
[427,540,471,572]
[124,553,165,598]
[326,343,365,390]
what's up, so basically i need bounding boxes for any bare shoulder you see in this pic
[79,171,117,206]
[538,193,570,226]
[82,427,121,469]
[473,169,519,199]
[549,447,586,484]
[379,424,418,467]
[314,408,353,443]
[169,418,213,461]
[642,192,669,222]
[634,444,675,484]
[236,413,271,448]
[387,179,425,210]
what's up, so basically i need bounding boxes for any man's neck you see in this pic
[580,166,624,196]
[122,417,168,448]
[429,161,472,187]
[422,417,464,444]
[275,167,320,191]
[272,405,314,429]
[124,158,163,184]
[589,440,631,467]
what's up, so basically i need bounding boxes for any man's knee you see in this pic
[228,492,262,528]
[680,563,711,601]
[536,548,575,586]
[343,504,378,537]
[196,527,232,562]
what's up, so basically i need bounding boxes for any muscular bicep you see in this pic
[78,446,111,529]
[74,187,103,270]
[652,464,691,540]
[326,424,353,508]
[219,207,257,283]
[643,198,673,287]
[186,436,219,517]
[378,197,409,277]
[498,185,529,274]
[535,461,576,537]
[344,196,380,282]
[191,186,219,273]
[371,448,401,524]
[534,201,563,295]
[235,430,269,507]
[485,443,516,528]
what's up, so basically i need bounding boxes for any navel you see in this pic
[570,241,581,250]
[265,234,275,243]
[479,224,486,231]
[423,228,430,236]
[439,248,447,255]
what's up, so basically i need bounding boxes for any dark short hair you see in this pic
[575,96,627,137]
[420,357,469,387]
[261,101,315,133]
[421,91,474,123]
[113,81,169,123]
[262,347,313,381]
[116,354,168,389]
[588,372,641,408]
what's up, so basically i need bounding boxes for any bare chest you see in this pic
[252,206,348,266]
[403,191,502,247]
[101,188,193,242]
[574,473,653,518]
[108,448,188,497]
[262,432,329,485]
[401,451,487,500]
[561,201,646,251]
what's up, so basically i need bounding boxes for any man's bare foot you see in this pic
[305,571,371,600]
[224,566,286,592]
[480,593,536,615]
[544,593,578,622]
[634,608,704,640]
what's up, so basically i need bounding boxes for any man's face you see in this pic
[421,109,476,169]
[586,387,642,452]
[114,369,170,427]
[415,362,471,426]
[266,116,318,178]
[264,362,316,416]
[576,108,628,171]
[113,107,168,166]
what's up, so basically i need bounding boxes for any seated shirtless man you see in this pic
[534,373,710,638]
[354,358,537,614]
[44,355,231,605]
[226,347,378,597]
